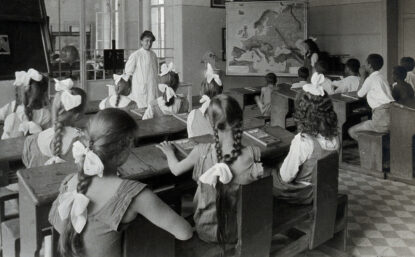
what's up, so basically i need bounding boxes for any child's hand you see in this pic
[156,141,175,157]
[254,95,261,104]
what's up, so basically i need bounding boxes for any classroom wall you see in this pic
[398,0,415,60]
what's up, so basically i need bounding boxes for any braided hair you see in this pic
[22,77,49,121]
[207,94,243,249]
[159,71,180,107]
[201,77,223,99]
[293,91,338,139]
[59,109,138,257]
[51,88,87,159]
[114,76,132,107]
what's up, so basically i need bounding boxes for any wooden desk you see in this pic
[270,84,297,128]
[136,115,186,140]
[0,137,26,186]
[390,102,415,184]
[226,87,262,109]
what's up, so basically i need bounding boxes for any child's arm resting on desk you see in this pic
[156,141,199,176]
[132,188,193,240]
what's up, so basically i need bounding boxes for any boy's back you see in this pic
[392,81,414,103]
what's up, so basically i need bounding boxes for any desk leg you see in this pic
[333,102,347,162]
[0,161,10,186]
[271,95,289,128]
[19,180,42,257]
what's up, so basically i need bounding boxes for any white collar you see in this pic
[38,126,80,157]
[109,95,132,108]
[369,71,380,77]
[157,97,181,115]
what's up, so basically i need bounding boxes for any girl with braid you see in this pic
[142,62,188,119]
[0,68,51,139]
[49,109,192,257]
[22,78,87,168]
[98,73,136,111]
[273,73,339,204]
[157,94,264,246]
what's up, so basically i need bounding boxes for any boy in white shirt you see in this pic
[291,67,309,89]
[348,54,394,140]
[400,57,415,91]
[333,58,361,94]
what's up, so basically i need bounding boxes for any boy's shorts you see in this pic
[358,103,391,133]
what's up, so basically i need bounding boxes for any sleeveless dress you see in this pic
[49,175,147,257]
[22,127,82,168]
[98,95,137,112]
[273,135,336,204]
[142,96,188,120]
[186,109,213,138]
[192,143,264,243]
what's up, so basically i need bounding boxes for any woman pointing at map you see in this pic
[302,38,320,72]
[125,31,159,108]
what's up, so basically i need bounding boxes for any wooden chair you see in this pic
[357,131,390,178]
[0,187,19,257]
[271,152,346,256]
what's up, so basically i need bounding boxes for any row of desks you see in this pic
[17,125,293,257]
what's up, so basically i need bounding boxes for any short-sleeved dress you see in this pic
[192,143,264,243]
[49,174,147,257]
[142,96,188,120]
[186,109,213,138]
[22,126,82,168]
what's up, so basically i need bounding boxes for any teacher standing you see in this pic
[125,31,159,108]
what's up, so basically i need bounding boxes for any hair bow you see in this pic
[205,63,222,86]
[58,190,90,233]
[159,62,175,77]
[26,68,43,82]
[303,73,325,96]
[113,74,129,85]
[199,94,211,115]
[309,36,318,42]
[18,121,42,135]
[14,71,28,87]
[54,78,74,92]
[61,90,82,111]
[199,163,233,187]
[72,141,104,177]
[158,83,176,102]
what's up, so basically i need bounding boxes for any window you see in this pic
[151,0,165,58]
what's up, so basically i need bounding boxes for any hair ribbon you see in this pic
[159,62,175,77]
[205,63,222,86]
[303,73,325,96]
[58,190,90,233]
[18,121,42,135]
[158,83,176,102]
[72,140,104,178]
[199,94,211,115]
[14,71,28,87]
[54,78,82,111]
[113,73,129,85]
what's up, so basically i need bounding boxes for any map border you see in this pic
[225,0,308,77]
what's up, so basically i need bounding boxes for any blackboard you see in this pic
[0,0,50,80]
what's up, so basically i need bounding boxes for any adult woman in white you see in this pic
[125,31,159,108]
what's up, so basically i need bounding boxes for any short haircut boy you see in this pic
[393,66,408,81]
[265,73,277,85]
[400,57,415,72]
[345,58,360,74]
[298,67,309,80]
[367,54,384,71]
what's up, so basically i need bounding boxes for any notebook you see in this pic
[172,138,198,156]
[243,128,280,147]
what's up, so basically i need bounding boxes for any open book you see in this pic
[172,138,198,156]
[243,128,280,147]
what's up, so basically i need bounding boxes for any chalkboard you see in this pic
[0,0,50,80]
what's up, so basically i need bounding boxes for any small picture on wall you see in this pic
[211,0,226,8]
[0,35,11,55]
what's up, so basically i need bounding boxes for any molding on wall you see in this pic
[309,0,381,7]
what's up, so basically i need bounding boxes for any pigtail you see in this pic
[52,104,66,158]
[13,87,19,113]
[115,93,121,108]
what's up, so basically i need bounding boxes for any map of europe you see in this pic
[226,1,306,76]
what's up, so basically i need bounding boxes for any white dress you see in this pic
[125,48,159,108]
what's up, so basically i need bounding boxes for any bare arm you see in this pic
[132,188,193,240]
[156,141,200,176]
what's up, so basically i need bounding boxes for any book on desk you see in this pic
[172,138,197,156]
[243,128,281,147]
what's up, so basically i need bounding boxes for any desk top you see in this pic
[227,87,262,95]
[391,100,415,111]
[136,115,186,139]
[273,83,298,99]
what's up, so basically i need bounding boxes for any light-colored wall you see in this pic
[398,0,415,61]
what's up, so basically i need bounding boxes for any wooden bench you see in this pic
[271,152,348,256]
[357,131,390,178]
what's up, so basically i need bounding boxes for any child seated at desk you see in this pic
[401,57,415,90]
[187,63,223,137]
[291,67,309,89]
[314,59,335,95]
[333,58,361,94]
[255,72,276,117]
[391,66,414,104]
[0,69,51,139]
[348,54,394,140]
[273,73,339,204]
[49,108,192,257]
[142,63,188,119]
[99,74,136,111]
[23,79,87,168]
[157,94,264,245]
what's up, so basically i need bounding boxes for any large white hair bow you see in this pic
[160,62,175,77]
[113,73,129,85]
[303,73,325,96]
[205,63,222,86]
[18,121,42,136]
[61,91,82,111]
[26,68,43,83]
[58,190,90,233]
[14,71,28,87]
[72,141,104,177]
[158,84,176,102]
[199,94,211,115]
[54,78,74,92]
[199,163,233,187]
